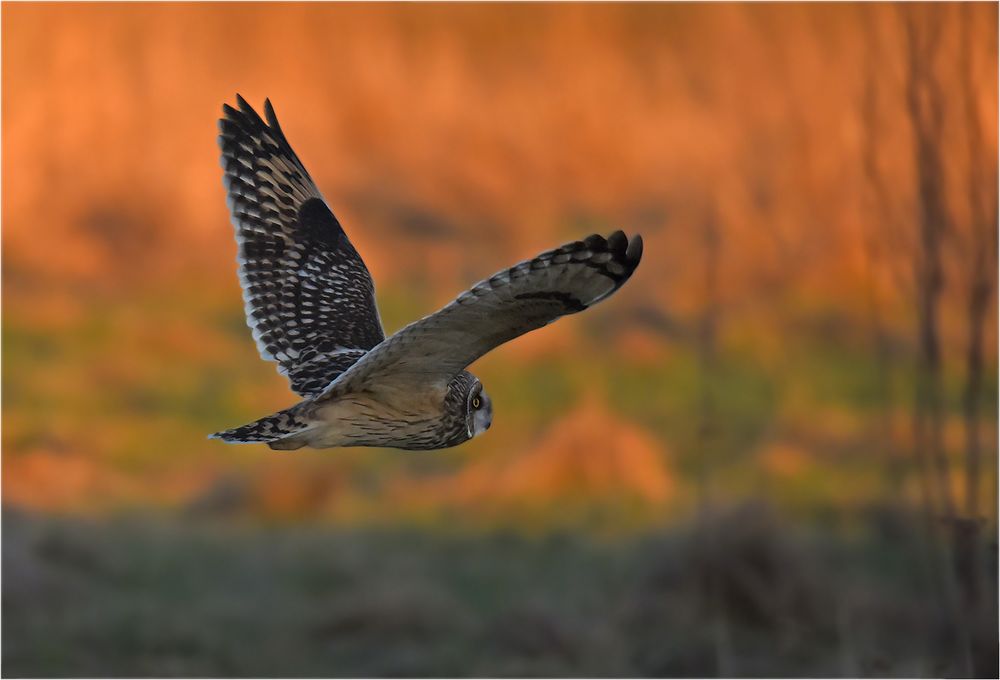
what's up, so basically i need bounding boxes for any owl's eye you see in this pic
[472,396,482,409]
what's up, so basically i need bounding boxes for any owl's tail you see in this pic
[209,405,312,450]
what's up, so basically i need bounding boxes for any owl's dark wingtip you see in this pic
[221,95,255,129]
[607,230,628,256]
[263,98,280,129]
[625,233,643,267]
[235,93,254,114]
[221,95,290,148]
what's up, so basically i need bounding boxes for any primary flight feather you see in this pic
[211,95,643,451]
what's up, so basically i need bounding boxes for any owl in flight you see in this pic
[211,96,643,451]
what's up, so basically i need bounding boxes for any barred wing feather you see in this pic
[320,231,642,401]
[218,95,384,396]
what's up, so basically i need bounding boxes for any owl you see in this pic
[211,96,643,451]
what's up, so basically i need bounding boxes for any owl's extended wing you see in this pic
[219,96,384,396]
[318,231,642,401]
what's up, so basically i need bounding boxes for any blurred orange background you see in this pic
[3,3,998,676]
[3,1,997,525]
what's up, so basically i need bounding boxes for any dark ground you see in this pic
[3,505,996,677]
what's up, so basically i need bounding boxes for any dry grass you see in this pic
[4,505,996,677]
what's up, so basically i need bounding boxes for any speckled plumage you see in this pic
[217,97,382,396]
[210,96,642,451]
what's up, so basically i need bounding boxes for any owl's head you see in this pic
[466,379,493,439]
[444,371,492,443]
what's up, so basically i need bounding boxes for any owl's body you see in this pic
[211,96,641,451]
[255,372,486,451]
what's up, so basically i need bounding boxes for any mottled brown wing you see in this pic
[318,231,642,401]
[219,95,384,397]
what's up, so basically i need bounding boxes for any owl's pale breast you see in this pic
[307,384,458,450]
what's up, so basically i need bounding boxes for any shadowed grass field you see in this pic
[4,506,996,677]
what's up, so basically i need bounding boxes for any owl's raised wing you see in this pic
[219,96,384,396]
[318,231,642,401]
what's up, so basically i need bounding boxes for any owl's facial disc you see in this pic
[467,384,493,439]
